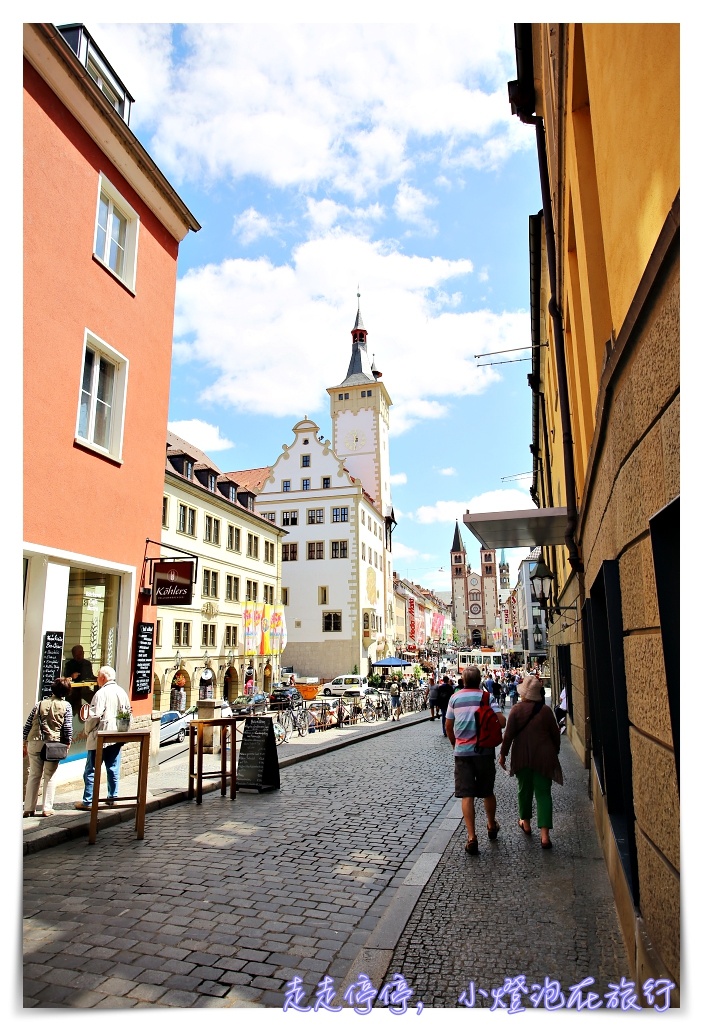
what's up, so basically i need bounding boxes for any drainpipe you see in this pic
[509,25,583,573]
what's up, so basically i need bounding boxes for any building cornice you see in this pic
[24,23,200,242]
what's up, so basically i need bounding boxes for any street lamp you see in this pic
[529,558,554,610]
[533,625,543,649]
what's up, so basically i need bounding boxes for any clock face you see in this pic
[344,430,366,451]
[470,577,478,586]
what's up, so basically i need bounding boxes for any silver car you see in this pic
[159,709,194,746]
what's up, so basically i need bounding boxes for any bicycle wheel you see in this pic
[363,705,377,723]
[296,710,309,736]
[273,720,287,746]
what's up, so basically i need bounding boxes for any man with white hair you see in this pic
[75,666,131,810]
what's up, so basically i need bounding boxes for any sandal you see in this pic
[42,810,55,817]
[518,820,532,835]
[465,837,479,856]
[487,821,500,840]
[541,838,553,850]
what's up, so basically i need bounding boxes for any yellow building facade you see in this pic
[510,23,679,1000]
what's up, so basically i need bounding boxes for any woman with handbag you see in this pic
[497,675,563,849]
[23,677,73,817]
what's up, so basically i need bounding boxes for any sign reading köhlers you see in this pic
[152,560,195,606]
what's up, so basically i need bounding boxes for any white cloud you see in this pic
[389,472,407,485]
[393,182,437,234]
[413,488,534,525]
[93,23,524,198]
[478,268,490,282]
[305,198,385,234]
[173,231,527,424]
[391,540,420,560]
[438,467,457,476]
[233,208,284,245]
[167,419,234,453]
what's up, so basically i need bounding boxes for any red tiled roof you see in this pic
[222,468,271,493]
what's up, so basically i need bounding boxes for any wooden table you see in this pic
[188,717,247,804]
[89,728,151,844]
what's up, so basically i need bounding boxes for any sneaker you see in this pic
[106,798,115,807]
[465,838,479,856]
[74,801,90,810]
[487,821,500,841]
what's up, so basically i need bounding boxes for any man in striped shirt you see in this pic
[445,665,506,855]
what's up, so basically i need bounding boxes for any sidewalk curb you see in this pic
[23,711,431,855]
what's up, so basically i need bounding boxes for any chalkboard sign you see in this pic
[40,631,64,699]
[134,622,154,696]
[236,717,280,792]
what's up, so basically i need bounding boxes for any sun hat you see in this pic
[518,675,544,702]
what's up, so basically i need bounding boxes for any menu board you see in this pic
[40,631,64,699]
[134,622,154,696]
[236,717,280,792]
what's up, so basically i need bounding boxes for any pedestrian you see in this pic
[554,685,568,733]
[74,666,131,810]
[445,665,506,855]
[427,675,439,720]
[390,680,402,720]
[498,674,563,849]
[436,675,455,736]
[23,677,73,817]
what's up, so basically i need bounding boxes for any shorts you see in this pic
[454,754,497,798]
[391,695,400,708]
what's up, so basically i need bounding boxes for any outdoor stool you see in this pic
[89,728,151,844]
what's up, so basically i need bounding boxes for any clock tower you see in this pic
[328,294,392,517]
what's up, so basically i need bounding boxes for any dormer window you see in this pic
[58,24,133,124]
[228,484,236,502]
[208,474,216,491]
[184,460,193,480]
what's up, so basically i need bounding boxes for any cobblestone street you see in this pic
[23,718,629,1010]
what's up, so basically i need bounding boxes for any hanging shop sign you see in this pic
[134,622,154,696]
[152,561,195,606]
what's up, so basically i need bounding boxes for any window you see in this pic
[264,540,275,564]
[225,575,239,602]
[207,474,216,491]
[302,479,311,491]
[76,331,128,460]
[174,621,191,647]
[361,511,366,525]
[86,53,126,116]
[177,503,196,536]
[331,541,348,559]
[245,580,258,602]
[332,507,349,522]
[323,612,342,632]
[247,534,259,559]
[282,543,298,561]
[204,516,221,544]
[319,587,328,605]
[263,584,274,604]
[202,569,219,597]
[485,565,493,575]
[322,477,331,489]
[301,454,311,467]
[202,623,216,647]
[282,480,291,492]
[155,619,162,647]
[162,496,169,528]
[184,460,193,480]
[282,511,298,527]
[361,542,366,560]
[224,625,238,648]
[307,508,324,524]
[374,551,378,567]
[227,525,241,551]
[262,512,276,523]
[93,175,139,290]
[227,484,236,502]
[307,542,324,560]
[282,588,289,605]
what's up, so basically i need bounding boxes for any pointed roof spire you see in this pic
[353,289,365,331]
[500,548,507,565]
[451,520,465,553]
[340,289,374,386]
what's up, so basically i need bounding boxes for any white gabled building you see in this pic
[250,296,395,680]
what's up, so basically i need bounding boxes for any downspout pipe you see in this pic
[508,25,583,573]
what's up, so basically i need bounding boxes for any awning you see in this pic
[463,507,569,549]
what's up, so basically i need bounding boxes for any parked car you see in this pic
[268,686,304,710]
[159,708,195,746]
[230,693,268,716]
[323,675,369,696]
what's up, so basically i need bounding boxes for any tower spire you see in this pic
[451,520,465,553]
[341,290,374,385]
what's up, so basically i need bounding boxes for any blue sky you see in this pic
[90,15,547,593]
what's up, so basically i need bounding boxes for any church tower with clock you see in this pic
[328,294,392,520]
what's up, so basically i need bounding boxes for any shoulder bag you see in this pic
[39,703,70,762]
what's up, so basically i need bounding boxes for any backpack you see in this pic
[475,691,503,749]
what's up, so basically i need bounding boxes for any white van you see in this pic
[323,674,369,697]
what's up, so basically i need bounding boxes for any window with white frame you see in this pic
[282,480,291,492]
[227,525,241,551]
[307,541,324,560]
[177,503,196,536]
[282,543,297,561]
[319,586,328,605]
[331,540,348,559]
[307,508,324,524]
[302,479,311,491]
[202,623,216,647]
[262,512,276,523]
[245,580,258,601]
[322,477,331,489]
[282,511,298,526]
[155,619,162,647]
[173,621,191,647]
[202,569,219,597]
[301,454,311,467]
[76,331,128,460]
[225,575,240,602]
[264,540,275,564]
[162,496,169,528]
[93,174,139,290]
[282,588,289,605]
[247,534,259,559]
[323,612,342,632]
[332,507,348,522]
[263,584,274,604]
[204,515,221,545]
[225,625,238,648]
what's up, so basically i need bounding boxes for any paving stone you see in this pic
[127,983,169,1002]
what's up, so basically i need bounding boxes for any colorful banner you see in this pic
[431,612,445,638]
[408,598,416,642]
[245,602,287,655]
